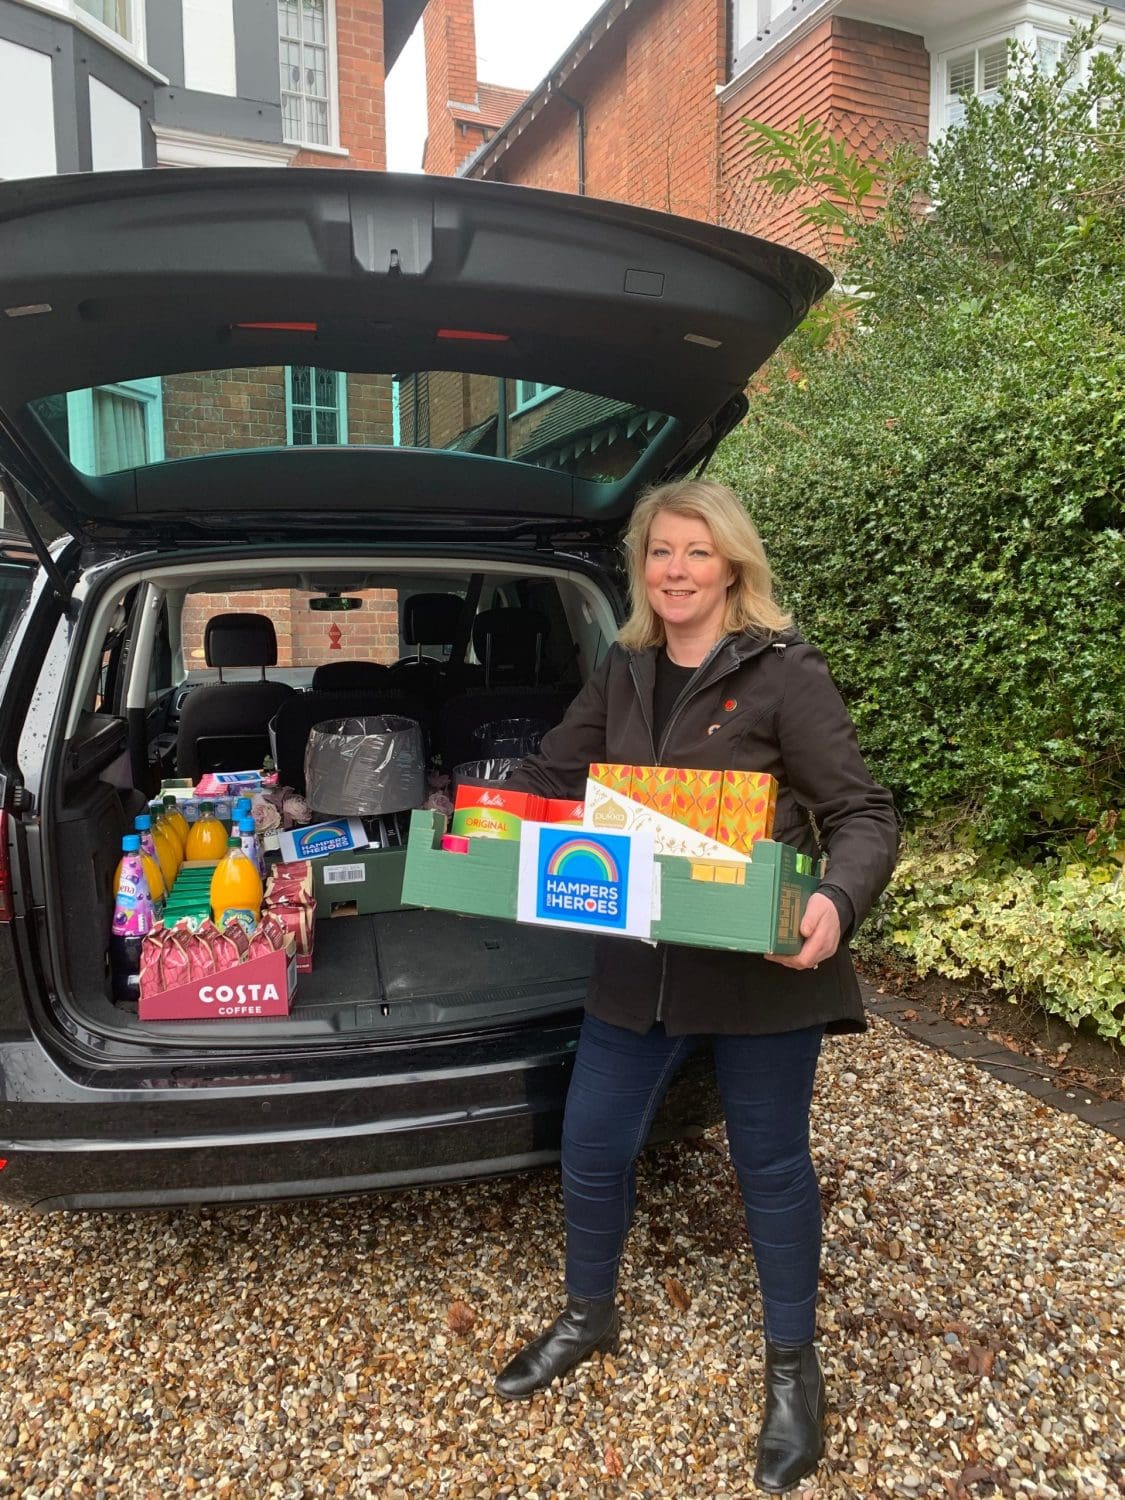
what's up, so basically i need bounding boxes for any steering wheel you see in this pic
[392,654,445,669]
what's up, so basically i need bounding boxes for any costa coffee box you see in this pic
[717,771,778,854]
[263,900,317,972]
[450,784,545,840]
[139,947,296,1022]
[542,798,585,826]
[672,768,724,838]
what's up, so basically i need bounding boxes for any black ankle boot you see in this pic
[752,1341,826,1493]
[494,1295,620,1400]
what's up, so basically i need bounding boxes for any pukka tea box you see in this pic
[584,775,750,862]
[716,771,778,854]
[589,763,633,796]
[543,798,586,826]
[627,765,678,816]
[672,768,724,839]
[451,784,546,840]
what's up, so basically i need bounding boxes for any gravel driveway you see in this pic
[2,1012,1121,1499]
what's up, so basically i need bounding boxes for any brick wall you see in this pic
[464,0,726,224]
[347,372,395,444]
[181,591,402,674]
[162,369,287,459]
[292,0,387,171]
[720,17,929,255]
[422,0,479,174]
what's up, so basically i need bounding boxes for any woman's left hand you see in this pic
[764,892,841,971]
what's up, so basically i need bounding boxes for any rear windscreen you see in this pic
[29,367,669,485]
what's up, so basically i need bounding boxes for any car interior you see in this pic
[44,553,619,1047]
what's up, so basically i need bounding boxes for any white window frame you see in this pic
[277,0,341,151]
[511,381,561,416]
[285,366,348,446]
[65,378,164,474]
[19,0,149,66]
[931,10,1125,140]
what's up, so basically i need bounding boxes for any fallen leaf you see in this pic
[604,1443,625,1477]
[959,1463,998,1486]
[902,1008,918,1021]
[446,1300,476,1335]
[663,1276,691,1312]
[967,1345,995,1377]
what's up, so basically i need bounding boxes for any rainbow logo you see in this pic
[545,839,620,884]
[535,828,631,930]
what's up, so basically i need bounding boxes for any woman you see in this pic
[495,479,898,1494]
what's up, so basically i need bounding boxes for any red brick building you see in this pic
[422,0,1124,257]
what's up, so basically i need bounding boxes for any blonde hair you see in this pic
[617,479,792,651]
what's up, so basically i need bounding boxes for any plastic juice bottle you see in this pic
[147,814,180,892]
[114,830,165,915]
[110,834,154,1002]
[161,796,189,855]
[133,815,170,907]
[184,802,227,862]
[238,816,265,880]
[210,836,263,933]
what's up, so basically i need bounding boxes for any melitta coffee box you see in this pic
[451,784,546,840]
[716,771,778,854]
[543,798,586,826]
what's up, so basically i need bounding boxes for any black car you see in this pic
[0,169,830,1210]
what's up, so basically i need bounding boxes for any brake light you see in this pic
[0,1159,7,1172]
[235,322,319,332]
[0,809,11,923]
[436,328,510,342]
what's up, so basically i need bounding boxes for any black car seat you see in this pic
[176,613,296,778]
[437,606,573,772]
[311,660,391,690]
[272,687,429,795]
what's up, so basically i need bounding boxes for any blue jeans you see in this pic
[562,1013,824,1347]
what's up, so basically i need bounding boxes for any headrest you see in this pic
[204,612,278,669]
[472,607,550,685]
[402,592,463,647]
[311,660,390,691]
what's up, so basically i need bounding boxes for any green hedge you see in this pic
[712,291,1124,848]
[856,835,1125,1041]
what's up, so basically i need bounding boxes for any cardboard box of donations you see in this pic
[401,785,821,957]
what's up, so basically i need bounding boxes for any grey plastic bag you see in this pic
[305,715,425,816]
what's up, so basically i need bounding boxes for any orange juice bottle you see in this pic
[150,818,180,891]
[210,837,263,933]
[160,796,189,856]
[184,802,227,862]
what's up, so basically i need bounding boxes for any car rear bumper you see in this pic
[0,1026,720,1211]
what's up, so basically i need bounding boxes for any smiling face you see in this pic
[644,510,736,654]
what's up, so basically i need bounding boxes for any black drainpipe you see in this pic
[557,89,586,195]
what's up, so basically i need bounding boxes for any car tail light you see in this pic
[0,809,12,923]
[436,328,510,342]
[0,1160,8,1172]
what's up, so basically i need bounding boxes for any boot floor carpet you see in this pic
[293,909,594,1027]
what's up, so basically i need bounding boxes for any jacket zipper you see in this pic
[630,637,735,1026]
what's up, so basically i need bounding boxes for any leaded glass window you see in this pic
[278,0,330,146]
[286,366,345,446]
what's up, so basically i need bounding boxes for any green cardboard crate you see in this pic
[401,809,519,920]
[651,842,820,955]
[313,847,409,917]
